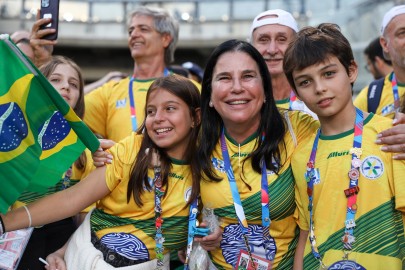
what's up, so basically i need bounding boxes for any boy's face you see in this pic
[291,55,357,120]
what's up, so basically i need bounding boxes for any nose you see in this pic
[231,78,243,93]
[266,40,277,55]
[60,80,70,92]
[314,79,327,94]
[153,109,165,122]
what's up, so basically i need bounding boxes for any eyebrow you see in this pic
[294,63,338,81]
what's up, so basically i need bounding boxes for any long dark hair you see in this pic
[39,55,87,171]
[198,39,286,182]
[127,75,201,206]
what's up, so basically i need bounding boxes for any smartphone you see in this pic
[39,0,60,40]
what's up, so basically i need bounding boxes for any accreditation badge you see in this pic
[235,250,272,270]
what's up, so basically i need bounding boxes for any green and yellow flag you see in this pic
[0,35,100,214]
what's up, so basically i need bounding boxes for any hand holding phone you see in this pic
[39,0,60,40]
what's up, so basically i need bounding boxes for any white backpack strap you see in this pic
[284,111,297,147]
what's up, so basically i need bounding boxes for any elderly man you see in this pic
[354,5,405,118]
[83,6,183,142]
[249,9,316,118]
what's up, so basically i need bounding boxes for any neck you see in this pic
[318,105,367,136]
[133,59,167,80]
[393,68,405,84]
[224,121,259,144]
[271,74,292,100]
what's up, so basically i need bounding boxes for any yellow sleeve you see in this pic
[295,183,310,230]
[393,158,405,213]
[83,80,119,138]
[104,133,140,191]
[353,85,369,112]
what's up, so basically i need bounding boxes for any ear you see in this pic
[374,56,385,69]
[380,36,391,61]
[192,108,201,128]
[348,60,358,84]
[161,33,172,49]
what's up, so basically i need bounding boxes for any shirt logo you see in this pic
[116,98,126,108]
[360,155,384,180]
[212,157,225,173]
[381,103,395,116]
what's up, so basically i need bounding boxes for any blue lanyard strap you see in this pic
[306,108,364,262]
[392,73,400,112]
[128,68,170,131]
[219,129,272,262]
[184,198,199,270]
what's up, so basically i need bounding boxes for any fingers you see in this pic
[393,112,405,126]
[45,254,66,270]
[92,148,113,166]
[177,249,186,263]
[194,227,222,251]
[99,139,116,150]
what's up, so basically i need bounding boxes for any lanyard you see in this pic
[153,166,165,269]
[392,73,400,112]
[219,129,272,263]
[128,69,170,131]
[154,161,200,270]
[184,198,199,270]
[306,107,364,264]
[289,90,297,110]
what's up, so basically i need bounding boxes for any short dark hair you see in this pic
[284,23,354,91]
[364,37,392,66]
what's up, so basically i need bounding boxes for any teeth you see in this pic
[229,100,247,105]
[156,128,172,133]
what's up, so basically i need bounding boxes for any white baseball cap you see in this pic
[381,5,405,35]
[249,9,298,39]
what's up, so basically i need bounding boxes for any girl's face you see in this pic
[48,63,81,108]
[145,88,197,160]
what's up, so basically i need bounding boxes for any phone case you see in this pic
[39,0,60,40]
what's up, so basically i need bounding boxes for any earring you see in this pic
[263,99,266,103]
[209,101,213,107]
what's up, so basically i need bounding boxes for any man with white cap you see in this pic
[249,9,317,118]
[354,5,405,119]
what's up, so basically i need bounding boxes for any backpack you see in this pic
[367,77,385,113]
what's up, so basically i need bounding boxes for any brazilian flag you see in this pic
[0,35,100,214]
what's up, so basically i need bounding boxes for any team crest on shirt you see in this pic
[116,98,127,108]
[360,155,384,180]
[381,103,395,116]
[212,157,225,172]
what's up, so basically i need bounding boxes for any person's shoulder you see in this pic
[366,112,393,131]
[87,77,130,96]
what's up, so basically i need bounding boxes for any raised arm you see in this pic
[1,166,109,232]
[30,10,55,67]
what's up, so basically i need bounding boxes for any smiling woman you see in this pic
[197,39,319,270]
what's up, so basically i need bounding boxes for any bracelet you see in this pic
[0,214,5,235]
[23,205,32,228]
